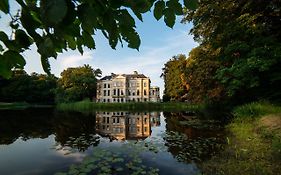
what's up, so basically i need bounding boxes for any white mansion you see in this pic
[96,71,160,103]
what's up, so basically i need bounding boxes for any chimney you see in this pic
[133,71,138,74]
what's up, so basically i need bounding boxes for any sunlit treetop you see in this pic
[0,0,198,78]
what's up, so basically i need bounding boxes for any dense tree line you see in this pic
[0,65,101,104]
[162,0,281,104]
[0,69,57,104]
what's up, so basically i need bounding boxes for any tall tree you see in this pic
[161,54,188,102]
[183,45,225,103]
[183,0,281,103]
[0,0,198,78]
[56,64,101,103]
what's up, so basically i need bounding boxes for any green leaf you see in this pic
[38,37,56,58]
[154,1,165,20]
[0,31,9,42]
[131,0,152,13]
[184,0,198,11]
[164,8,176,28]
[120,26,141,50]
[65,35,76,50]
[0,0,9,14]
[118,9,136,27]
[15,29,33,49]
[78,4,97,33]
[82,31,95,49]
[40,0,67,25]
[167,0,183,15]
[41,56,51,75]
[77,37,84,55]
[132,9,143,21]
[20,9,42,40]
[0,51,26,78]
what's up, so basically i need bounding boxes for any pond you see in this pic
[0,108,226,175]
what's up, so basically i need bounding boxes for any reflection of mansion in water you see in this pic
[96,112,160,140]
[96,71,160,103]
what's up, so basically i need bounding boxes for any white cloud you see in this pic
[60,51,93,68]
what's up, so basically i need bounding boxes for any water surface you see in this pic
[0,108,226,175]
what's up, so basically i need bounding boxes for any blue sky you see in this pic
[1,3,198,97]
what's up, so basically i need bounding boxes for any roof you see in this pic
[123,74,147,79]
[99,73,147,81]
[100,75,113,80]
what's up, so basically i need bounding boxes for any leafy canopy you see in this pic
[182,0,281,103]
[55,64,102,103]
[0,0,198,78]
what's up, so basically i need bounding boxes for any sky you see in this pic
[0,3,198,97]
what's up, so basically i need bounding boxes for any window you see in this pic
[103,99,106,102]
[108,90,110,96]
[144,82,146,87]
[103,90,106,96]
[128,90,131,96]
[137,90,140,96]
[132,91,135,96]
[104,83,106,88]
[144,90,147,96]
[113,98,116,102]
[117,89,120,96]
[144,118,147,124]
[121,98,123,102]
[121,90,124,95]
[108,84,110,88]
[137,98,140,102]
[144,98,147,102]
[144,127,147,132]
[107,117,109,123]
[114,89,116,95]
[107,99,110,102]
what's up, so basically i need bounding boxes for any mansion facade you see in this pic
[96,111,160,140]
[96,71,160,103]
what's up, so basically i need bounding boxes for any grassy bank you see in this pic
[57,100,202,112]
[0,102,31,110]
[201,101,281,175]
[0,102,53,110]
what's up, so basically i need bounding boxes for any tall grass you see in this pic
[201,102,281,174]
[232,101,281,119]
[0,102,30,110]
[57,99,202,112]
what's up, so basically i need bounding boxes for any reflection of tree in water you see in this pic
[0,108,98,151]
[0,108,53,144]
[53,111,98,151]
[163,112,226,163]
